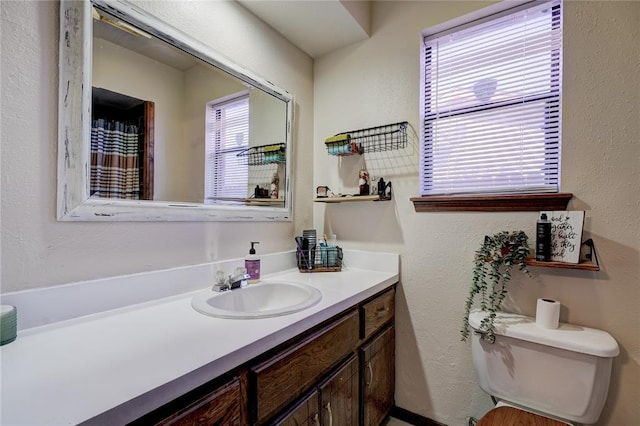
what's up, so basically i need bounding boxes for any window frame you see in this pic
[413,0,571,212]
[204,91,250,204]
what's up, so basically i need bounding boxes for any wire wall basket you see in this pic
[325,121,408,156]
[297,246,343,273]
[237,143,286,166]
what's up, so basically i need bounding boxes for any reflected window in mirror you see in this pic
[205,92,250,204]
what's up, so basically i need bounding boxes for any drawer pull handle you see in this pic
[324,401,333,426]
[313,412,320,426]
[367,361,374,388]
[376,308,389,317]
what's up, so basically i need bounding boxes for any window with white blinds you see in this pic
[420,0,562,196]
[205,93,249,203]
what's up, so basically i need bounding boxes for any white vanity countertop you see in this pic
[0,250,398,425]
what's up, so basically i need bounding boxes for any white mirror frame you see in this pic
[57,0,294,221]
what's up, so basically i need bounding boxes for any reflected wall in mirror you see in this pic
[58,0,293,221]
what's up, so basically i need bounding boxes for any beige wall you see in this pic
[93,36,188,201]
[0,0,314,291]
[314,1,639,425]
[183,64,248,201]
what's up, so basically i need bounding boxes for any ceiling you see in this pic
[94,10,198,71]
[236,0,371,58]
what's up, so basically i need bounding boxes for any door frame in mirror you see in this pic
[58,0,293,221]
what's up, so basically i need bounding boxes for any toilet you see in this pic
[469,310,619,425]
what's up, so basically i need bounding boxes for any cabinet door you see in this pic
[273,389,320,426]
[319,354,359,426]
[251,311,359,424]
[155,378,242,426]
[361,325,395,426]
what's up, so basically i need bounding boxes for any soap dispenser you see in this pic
[245,242,260,283]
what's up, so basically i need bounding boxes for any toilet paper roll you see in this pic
[535,298,560,329]
[0,305,17,345]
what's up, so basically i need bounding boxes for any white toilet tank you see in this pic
[469,310,619,424]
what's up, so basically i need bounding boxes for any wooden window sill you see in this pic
[411,193,573,212]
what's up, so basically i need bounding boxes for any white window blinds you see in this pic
[205,93,250,202]
[420,0,562,196]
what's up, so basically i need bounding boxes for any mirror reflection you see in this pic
[91,7,288,206]
[57,0,293,221]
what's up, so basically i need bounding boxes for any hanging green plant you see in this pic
[461,230,532,343]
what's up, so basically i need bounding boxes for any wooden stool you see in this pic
[478,406,569,426]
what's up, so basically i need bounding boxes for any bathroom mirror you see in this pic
[58,0,293,221]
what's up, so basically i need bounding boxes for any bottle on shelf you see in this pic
[270,172,279,199]
[536,213,552,261]
[358,166,369,196]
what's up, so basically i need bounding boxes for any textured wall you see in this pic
[0,0,314,292]
[314,1,639,425]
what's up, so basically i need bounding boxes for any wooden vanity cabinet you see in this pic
[129,375,245,426]
[274,354,360,426]
[250,310,360,425]
[319,354,360,426]
[360,325,395,426]
[358,288,395,425]
[273,389,320,426]
[253,287,395,425]
[155,378,242,426]
[132,285,396,426]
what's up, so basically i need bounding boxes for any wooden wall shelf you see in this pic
[314,195,391,203]
[525,258,600,271]
[245,198,284,206]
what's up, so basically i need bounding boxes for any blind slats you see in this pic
[420,0,562,196]
[205,94,250,202]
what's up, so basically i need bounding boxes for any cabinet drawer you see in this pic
[360,288,395,340]
[155,378,242,426]
[251,310,359,425]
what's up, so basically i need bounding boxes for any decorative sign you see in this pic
[542,211,585,263]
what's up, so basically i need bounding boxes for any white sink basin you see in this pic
[191,281,322,319]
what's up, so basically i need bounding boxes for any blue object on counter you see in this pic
[0,305,17,345]
[319,244,341,267]
[319,242,328,266]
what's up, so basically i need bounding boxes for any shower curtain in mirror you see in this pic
[90,118,140,199]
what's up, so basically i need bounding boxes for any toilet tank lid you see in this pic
[469,310,620,357]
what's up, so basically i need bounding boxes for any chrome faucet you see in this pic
[228,273,250,289]
[212,270,250,292]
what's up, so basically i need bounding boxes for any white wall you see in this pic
[314,1,639,425]
[0,0,314,291]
